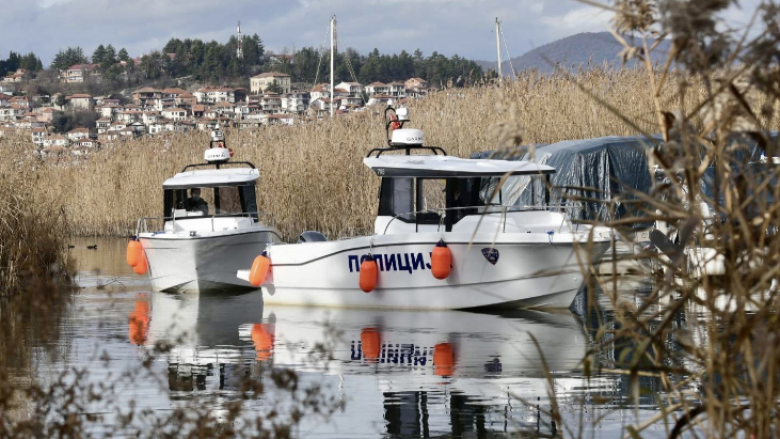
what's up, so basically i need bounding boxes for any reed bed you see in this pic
[12,68,708,240]
[0,142,70,298]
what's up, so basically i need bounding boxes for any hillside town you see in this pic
[0,65,432,156]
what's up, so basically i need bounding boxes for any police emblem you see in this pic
[481,248,499,265]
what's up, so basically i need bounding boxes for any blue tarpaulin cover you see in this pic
[473,136,663,225]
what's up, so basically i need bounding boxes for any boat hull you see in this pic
[261,234,610,310]
[141,230,278,293]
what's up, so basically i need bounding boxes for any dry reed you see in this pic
[7,68,713,241]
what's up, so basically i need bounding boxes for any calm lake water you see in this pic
[8,238,697,438]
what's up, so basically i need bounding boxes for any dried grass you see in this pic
[8,68,714,241]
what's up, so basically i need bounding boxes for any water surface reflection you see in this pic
[23,238,674,437]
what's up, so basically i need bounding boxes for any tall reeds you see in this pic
[17,68,709,240]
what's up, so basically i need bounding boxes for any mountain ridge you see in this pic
[478,31,671,74]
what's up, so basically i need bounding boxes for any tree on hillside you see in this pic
[245,34,264,67]
[266,79,283,93]
[100,45,116,72]
[92,45,106,66]
[51,47,88,70]
[118,48,129,62]
[51,110,97,134]
[0,52,21,77]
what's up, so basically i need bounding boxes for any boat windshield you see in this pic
[480,175,549,208]
[378,177,487,226]
[163,184,259,219]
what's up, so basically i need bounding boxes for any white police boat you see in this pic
[238,109,612,309]
[127,129,282,293]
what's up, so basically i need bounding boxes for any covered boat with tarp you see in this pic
[472,135,663,228]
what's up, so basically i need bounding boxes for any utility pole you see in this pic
[237,21,243,59]
[330,15,336,118]
[495,18,502,80]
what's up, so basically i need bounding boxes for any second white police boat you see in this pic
[239,108,613,309]
[128,128,282,293]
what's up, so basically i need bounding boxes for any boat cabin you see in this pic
[162,165,261,220]
[363,154,556,234]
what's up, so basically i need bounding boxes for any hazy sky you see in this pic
[0,0,764,65]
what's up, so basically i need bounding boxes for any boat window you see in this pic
[164,184,258,219]
[479,176,546,208]
[379,178,414,220]
[378,178,449,225]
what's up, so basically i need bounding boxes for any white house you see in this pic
[335,82,363,97]
[66,127,91,142]
[365,82,389,96]
[31,127,46,146]
[43,134,69,148]
[282,92,310,113]
[162,107,188,121]
[194,88,236,104]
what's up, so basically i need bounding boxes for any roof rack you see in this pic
[366,145,447,158]
[181,161,256,172]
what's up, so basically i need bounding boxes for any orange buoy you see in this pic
[128,300,150,345]
[361,328,381,361]
[249,253,271,287]
[126,240,143,267]
[431,239,452,280]
[133,251,148,275]
[359,256,378,293]
[251,323,275,361]
[433,343,455,377]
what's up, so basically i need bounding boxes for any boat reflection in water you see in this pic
[129,290,618,436]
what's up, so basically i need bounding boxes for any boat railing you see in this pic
[135,210,275,236]
[381,204,581,235]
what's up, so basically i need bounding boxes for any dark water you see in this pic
[7,238,693,438]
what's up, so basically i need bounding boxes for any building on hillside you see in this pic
[250,72,291,94]
[96,119,112,133]
[310,83,331,101]
[367,94,397,107]
[31,127,46,146]
[96,102,121,119]
[43,134,69,148]
[404,77,428,90]
[132,87,163,108]
[365,82,391,97]
[0,83,15,95]
[65,94,94,111]
[194,87,236,104]
[191,104,206,118]
[0,94,12,108]
[258,93,282,114]
[387,81,406,97]
[66,127,91,141]
[335,82,363,97]
[162,107,188,121]
[61,64,100,83]
[282,91,310,113]
[36,107,61,124]
[175,92,196,108]
[117,110,143,124]
[263,113,295,126]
